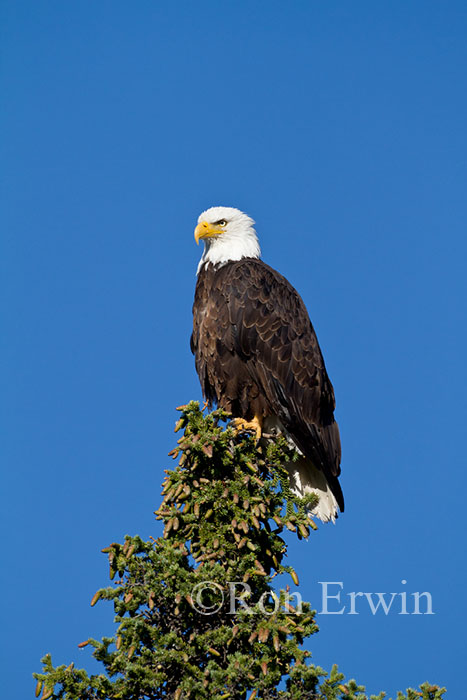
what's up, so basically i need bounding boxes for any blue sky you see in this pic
[1,1,466,697]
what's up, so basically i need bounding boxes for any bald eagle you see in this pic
[191,206,343,522]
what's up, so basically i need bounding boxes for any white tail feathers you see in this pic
[263,415,339,524]
[286,456,339,523]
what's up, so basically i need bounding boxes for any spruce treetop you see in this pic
[34,403,446,700]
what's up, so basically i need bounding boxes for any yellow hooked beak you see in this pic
[194,221,224,245]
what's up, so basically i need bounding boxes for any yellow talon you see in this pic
[231,416,263,441]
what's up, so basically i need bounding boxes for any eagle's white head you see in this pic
[194,206,261,273]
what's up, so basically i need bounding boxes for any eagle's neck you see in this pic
[197,232,261,274]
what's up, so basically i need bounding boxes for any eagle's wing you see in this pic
[219,259,342,507]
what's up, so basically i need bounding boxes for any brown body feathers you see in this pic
[191,258,344,512]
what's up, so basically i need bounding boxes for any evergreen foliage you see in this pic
[34,403,446,700]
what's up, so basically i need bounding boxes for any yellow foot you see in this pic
[231,416,263,441]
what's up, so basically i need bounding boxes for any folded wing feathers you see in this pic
[192,258,344,519]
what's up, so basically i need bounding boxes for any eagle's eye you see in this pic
[216,219,227,227]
